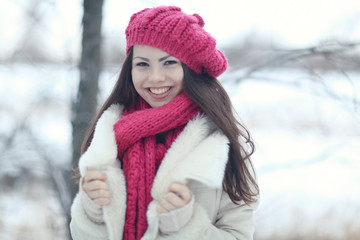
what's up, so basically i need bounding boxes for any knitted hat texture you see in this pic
[126,6,228,77]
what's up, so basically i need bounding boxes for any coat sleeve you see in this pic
[70,192,109,240]
[204,157,259,240]
[70,164,127,240]
[202,190,259,240]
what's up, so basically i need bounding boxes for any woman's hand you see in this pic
[156,183,192,213]
[82,170,111,206]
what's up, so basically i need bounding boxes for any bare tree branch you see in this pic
[23,126,72,239]
[222,41,360,108]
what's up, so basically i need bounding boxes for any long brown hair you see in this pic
[81,46,259,204]
[183,66,259,204]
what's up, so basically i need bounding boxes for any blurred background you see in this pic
[0,0,359,239]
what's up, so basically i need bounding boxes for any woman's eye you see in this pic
[164,60,178,65]
[136,62,149,67]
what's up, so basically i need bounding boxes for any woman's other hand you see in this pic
[156,182,192,213]
[82,170,111,206]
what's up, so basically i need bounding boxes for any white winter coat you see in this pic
[70,104,259,240]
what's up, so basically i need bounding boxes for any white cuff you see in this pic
[79,185,104,224]
[158,195,195,234]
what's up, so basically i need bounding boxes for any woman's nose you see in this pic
[148,67,166,83]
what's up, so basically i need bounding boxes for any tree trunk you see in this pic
[69,0,104,233]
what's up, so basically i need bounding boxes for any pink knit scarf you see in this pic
[113,92,201,240]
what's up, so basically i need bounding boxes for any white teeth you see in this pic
[149,87,170,95]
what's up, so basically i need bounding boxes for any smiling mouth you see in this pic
[149,87,171,95]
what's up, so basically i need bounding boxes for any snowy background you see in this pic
[1,64,359,240]
[1,0,360,239]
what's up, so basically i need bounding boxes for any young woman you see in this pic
[70,6,259,240]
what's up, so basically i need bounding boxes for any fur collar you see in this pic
[79,103,229,189]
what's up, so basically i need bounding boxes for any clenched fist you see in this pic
[156,182,192,213]
[82,170,112,206]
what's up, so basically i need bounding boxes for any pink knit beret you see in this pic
[126,6,228,77]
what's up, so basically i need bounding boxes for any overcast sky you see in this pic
[0,0,359,60]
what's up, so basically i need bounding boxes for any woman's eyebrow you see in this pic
[133,56,149,61]
[159,55,172,62]
[133,55,172,62]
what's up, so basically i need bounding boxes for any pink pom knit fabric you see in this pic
[114,92,201,240]
[125,6,228,78]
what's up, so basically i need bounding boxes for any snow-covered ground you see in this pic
[0,63,359,239]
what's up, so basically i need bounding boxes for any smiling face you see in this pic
[131,45,184,108]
